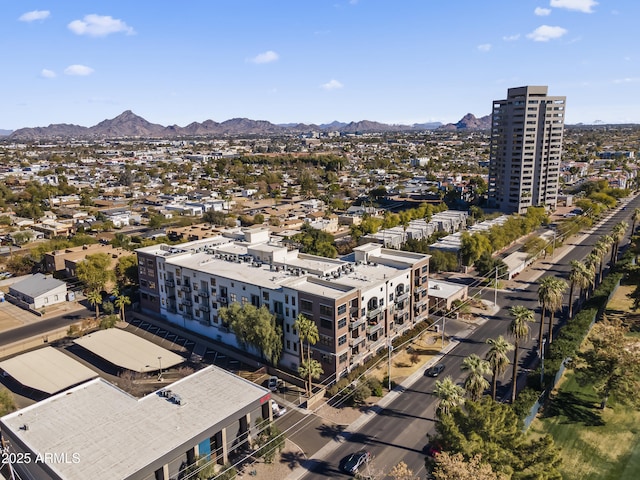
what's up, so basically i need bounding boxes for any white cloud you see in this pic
[550,0,598,13]
[249,50,279,64]
[526,25,568,42]
[613,77,640,84]
[503,34,521,41]
[19,10,50,22]
[321,79,344,90]
[535,7,552,16]
[40,69,56,78]
[477,43,492,52]
[68,14,135,37]
[64,64,94,76]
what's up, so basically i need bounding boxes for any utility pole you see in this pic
[387,337,393,391]
[540,337,547,388]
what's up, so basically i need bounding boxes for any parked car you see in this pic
[271,401,286,418]
[425,363,445,377]
[339,450,371,475]
[267,376,280,391]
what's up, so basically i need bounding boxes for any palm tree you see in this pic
[592,238,609,286]
[537,277,555,357]
[547,278,568,344]
[485,336,514,401]
[87,289,102,320]
[461,354,491,401]
[508,305,535,404]
[584,253,599,298]
[433,376,465,416]
[632,207,640,234]
[114,293,131,322]
[568,260,590,318]
[294,314,319,397]
[298,359,323,399]
[610,221,628,265]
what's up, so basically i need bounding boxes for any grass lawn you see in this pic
[529,373,640,480]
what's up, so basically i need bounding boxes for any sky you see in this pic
[2,0,639,130]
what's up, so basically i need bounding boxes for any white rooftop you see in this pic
[0,347,97,394]
[73,329,184,373]
[428,279,467,299]
[1,366,270,480]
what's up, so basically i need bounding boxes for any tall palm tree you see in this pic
[508,305,535,404]
[547,278,568,344]
[610,221,628,265]
[584,253,599,297]
[568,260,590,318]
[632,207,640,234]
[537,277,555,357]
[461,354,491,401]
[294,314,319,397]
[298,359,323,399]
[114,293,131,322]
[87,289,102,320]
[592,238,609,286]
[598,235,613,282]
[485,336,514,401]
[433,376,465,416]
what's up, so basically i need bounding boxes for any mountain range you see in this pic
[3,111,493,140]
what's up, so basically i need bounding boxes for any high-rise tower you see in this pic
[488,86,566,214]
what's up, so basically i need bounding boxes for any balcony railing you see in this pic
[367,323,384,335]
[181,285,192,292]
[199,290,209,298]
[182,299,193,307]
[367,307,381,319]
[165,279,175,288]
[395,292,409,303]
[349,335,366,347]
[199,305,210,313]
[350,317,366,330]
[217,296,228,304]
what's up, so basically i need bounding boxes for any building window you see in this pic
[320,318,333,330]
[210,277,216,286]
[338,318,346,329]
[339,353,347,364]
[285,294,289,304]
[338,334,347,346]
[337,304,347,315]
[300,299,313,312]
[230,293,237,303]
[262,291,270,301]
[241,296,248,305]
[319,304,333,318]
[319,335,333,347]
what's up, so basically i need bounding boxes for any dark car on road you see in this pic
[425,363,445,377]
[339,450,370,475]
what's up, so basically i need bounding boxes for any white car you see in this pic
[271,401,286,417]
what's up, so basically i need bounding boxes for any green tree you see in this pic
[610,221,628,265]
[568,260,588,318]
[485,336,514,401]
[87,289,102,320]
[114,292,131,322]
[632,207,640,234]
[460,232,491,267]
[294,314,320,396]
[433,376,465,416]
[115,254,138,287]
[461,354,491,401]
[433,452,507,480]
[431,398,561,479]
[508,306,535,404]
[574,318,640,409]
[0,388,16,416]
[546,277,567,344]
[76,253,114,292]
[254,417,285,464]
[219,303,283,365]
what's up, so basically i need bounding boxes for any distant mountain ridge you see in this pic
[6,111,496,140]
[0,129,12,136]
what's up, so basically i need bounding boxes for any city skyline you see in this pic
[2,0,638,130]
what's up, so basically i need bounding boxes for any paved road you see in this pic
[0,309,91,347]
[296,195,639,479]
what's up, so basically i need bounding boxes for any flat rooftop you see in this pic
[73,329,184,373]
[1,366,270,480]
[0,347,98,395]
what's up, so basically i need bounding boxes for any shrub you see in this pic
[366,377,383,397]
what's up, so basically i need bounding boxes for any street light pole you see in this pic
[158,356,163,381]
[387,337,393,391]
[494,267,498,307]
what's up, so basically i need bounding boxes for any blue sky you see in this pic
[2,0,638,129]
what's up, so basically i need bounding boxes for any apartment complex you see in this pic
[136,228,430,381]
[488,86,566,214]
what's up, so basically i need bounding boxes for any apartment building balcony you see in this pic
[183,311,193,320]
[349,335,366,347]
[164,279,175,288]
[368,337,386,352]
[217,296,228,305]
[181,285,192,293]
[199,304,210,313]
[350,317,366,330]
[367,322,384,336]
[199,290,209,298]
[182,299,193,307]
[367,307,381,319]
[395,292,409,303]
[414,296,428,308]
